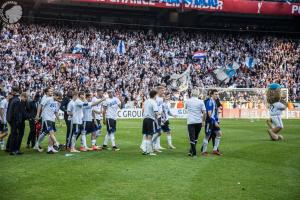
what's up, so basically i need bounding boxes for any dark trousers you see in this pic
[65,119,71,147]
[27,120,36,147]
[188,123,202,156]
[17,123,25,150]
[8,122,24,152]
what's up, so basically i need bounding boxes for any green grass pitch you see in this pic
[0,119,299,200]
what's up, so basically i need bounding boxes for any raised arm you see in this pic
[91,98,105,107]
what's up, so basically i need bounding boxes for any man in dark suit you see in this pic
[60,90,72,147]
[7,87,29,155]
[26,93,40,148]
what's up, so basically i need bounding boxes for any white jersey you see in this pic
[269,102,286,116]
[40,96,59,122]
[185,97,206,125]
[156,96,163,114]
[92,96,102,120]
[143,99,158,120]
[162,101,172,122]
[72,99,91,124]
[103,97,121,120]
[83,102,93,122]
[0,99,8,123]
[67,100,75,121]
[40,94,48,120]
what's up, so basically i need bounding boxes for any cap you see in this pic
[268,83,282,90]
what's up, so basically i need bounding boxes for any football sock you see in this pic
[157,136,161,148]
[141,134,146,149]
[202,138,208,152]
[145,140,149,153]
[152,133,158,148]
[103,134,110,146]
[167,135,172,146]
[81,132,87,148]
[36,132,46,146]
[213,137,221,151]
[71,135,77,148]
[91,139,96,146]
[110,133,116,147]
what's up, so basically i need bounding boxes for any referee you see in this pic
[185,89,206,157]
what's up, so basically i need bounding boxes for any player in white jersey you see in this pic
[81,93,101,151]
[102,89,121,151]
[66,91,78,150]
[0,93,12,150]
[161,95,177,149]
[141,90,159,155]
[186,89,206,157]
[70,91,104,153]
[34,91,62,154]
[152,86,165,152]
[92,88,104,148]
[34,87,53,152]
[266,101,286,141]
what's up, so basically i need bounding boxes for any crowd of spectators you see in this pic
[0,22,299,108]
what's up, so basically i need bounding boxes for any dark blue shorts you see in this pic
[161,120,171,133]
[205,121,220,136]
[94,119,102,131]
[142,118,156,135]
[106,118,116,134]
[42,120,56,134]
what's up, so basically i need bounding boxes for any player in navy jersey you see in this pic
[201,90,223,156]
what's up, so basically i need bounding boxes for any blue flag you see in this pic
[117,40,126,55]
[226,64,236,78]
[245,56,255,69]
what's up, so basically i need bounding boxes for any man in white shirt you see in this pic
[81,93,97,151]
[0,93,12,150]
[102,89,121,151]
[185,89,206,157]
[34,87,52,152]
[266,101,286,141]
[142,90,159,156]
[92,89,104,148]
[34,91,62,154]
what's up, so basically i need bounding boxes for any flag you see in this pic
[192,51,206,59]
[213,63,238,83]
[72,44,84,54]
[117,40,126,55]
[226,68,236,78]
[214,68,229,83]
[225,63,237,78]
[232,62,240,70]
[245,56,256,69]
[170,66,190,92]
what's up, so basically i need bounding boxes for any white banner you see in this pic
[58,108,300,120]
[117,108,188,119]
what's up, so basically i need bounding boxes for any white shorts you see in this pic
[271,116,284,128]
